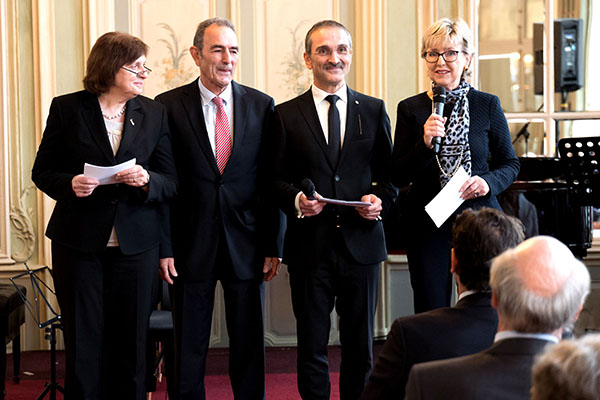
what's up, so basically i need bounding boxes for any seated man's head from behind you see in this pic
[531,333,600,400]
[451,207,525,292]
[490,235,591,335]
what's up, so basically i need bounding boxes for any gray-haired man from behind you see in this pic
[405,235,591,400]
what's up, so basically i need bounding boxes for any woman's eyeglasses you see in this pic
[121,65,152,78]
[423,50,460,63]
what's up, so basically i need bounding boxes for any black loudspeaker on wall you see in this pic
[534,18,583,94]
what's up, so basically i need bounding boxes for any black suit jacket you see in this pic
[156,79,282,281]
[362,292,498,400]
[404,337,553,400]
[271,87,395,266]
[392,89,520,236]
[32,90,178,255]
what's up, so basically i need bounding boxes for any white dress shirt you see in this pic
[494,330,559,344]
[105,118,124,247]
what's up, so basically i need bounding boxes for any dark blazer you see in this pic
[404,337,553,400]
[32,90,178,255]
[362,292,498,400]
[392,89,520,234]
[155,79,282,281]
[271,88,395,266]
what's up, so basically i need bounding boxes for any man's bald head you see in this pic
[490,236,590,333]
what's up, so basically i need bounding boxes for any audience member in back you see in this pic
[361,207,524,400]
[405,235,591,400]
[531,333,600,400]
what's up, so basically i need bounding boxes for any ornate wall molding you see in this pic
[229,0,241,82]
[0,0,16,265]
[83,0,116,59]
[354,0,386,99]
[32,0,57,267]
[9,186,36,262]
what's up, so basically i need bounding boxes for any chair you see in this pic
[146,279,174,397]
[0,283,26,400]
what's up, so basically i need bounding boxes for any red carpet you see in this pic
[4,346,351,399]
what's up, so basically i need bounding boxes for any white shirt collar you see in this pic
[494,330,559,344]
[198,79,233,107]
[457,290,478,302]
[311,84,347,105]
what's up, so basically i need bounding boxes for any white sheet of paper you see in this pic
[425,166,469,228]
[83,158,136,185]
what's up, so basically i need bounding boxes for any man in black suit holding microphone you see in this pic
[270,20,395,399]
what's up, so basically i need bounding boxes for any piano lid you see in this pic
[517,157,564,181]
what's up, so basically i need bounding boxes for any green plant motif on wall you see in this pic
[156,23,195,89]
[281,22,313,98]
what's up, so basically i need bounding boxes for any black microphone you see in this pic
[432,86,447,154]
[300,178,316,200]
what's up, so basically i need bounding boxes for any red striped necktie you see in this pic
[212,96,231,174]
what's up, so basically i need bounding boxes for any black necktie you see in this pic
[325,95,340,165]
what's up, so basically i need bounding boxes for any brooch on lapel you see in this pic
[355,100,362,135]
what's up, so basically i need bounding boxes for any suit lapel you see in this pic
[297,90,336,169]
[116,97,143,162]
[181,79,220,175]
[81,92,115,164]
[340,87,360,166]
[231,81,248,158]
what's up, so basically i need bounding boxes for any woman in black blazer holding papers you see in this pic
[391,18,519,314]
[32,32,177,400]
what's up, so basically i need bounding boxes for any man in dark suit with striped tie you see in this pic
[156,17,283,400]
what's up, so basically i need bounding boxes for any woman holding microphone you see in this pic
[392,18,519,313]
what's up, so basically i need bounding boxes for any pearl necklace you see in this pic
[102,105,127,120]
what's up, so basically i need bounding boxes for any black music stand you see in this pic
[557,137,600,207]
[10,264,64,400]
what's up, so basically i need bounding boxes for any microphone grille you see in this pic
[433,86,447,102]
[300,178,315,195]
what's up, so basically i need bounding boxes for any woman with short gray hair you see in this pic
[531,333,600,400]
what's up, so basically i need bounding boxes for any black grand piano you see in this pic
[384,138,598,257]
[499,137,599,258]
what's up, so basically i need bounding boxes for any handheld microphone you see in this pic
[300,178,316,200]
[432,86,447,154]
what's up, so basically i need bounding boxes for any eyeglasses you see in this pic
[312,45,350,57]
[121,65,152,78]
[423,50,461,63]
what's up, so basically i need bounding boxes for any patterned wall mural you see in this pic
[132,0,212,98]
[255,0,339,104]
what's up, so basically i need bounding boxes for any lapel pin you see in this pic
[130,118,135,126]
[355,100,359,104]
[358,114,363,135]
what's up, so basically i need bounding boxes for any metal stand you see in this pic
[36,324,64,400]
[9,264,65,400]
[558,137,600,207]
